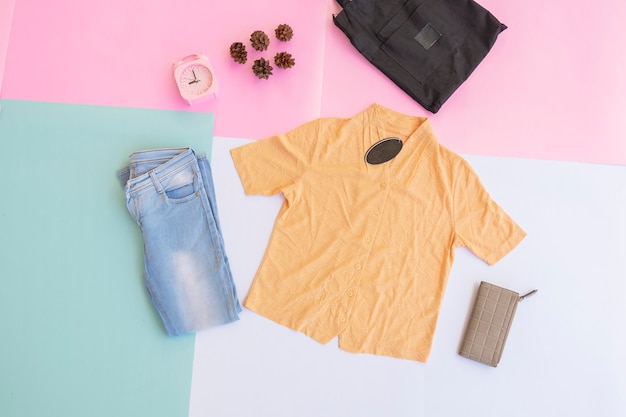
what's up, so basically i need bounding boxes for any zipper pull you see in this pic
[520,289,538,301]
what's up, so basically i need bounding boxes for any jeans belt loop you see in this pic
[149,170,165,195]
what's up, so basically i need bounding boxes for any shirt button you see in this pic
[380,182,386,189]
[373,209,380,215]
[339,317,346,323]
[355,264,362,270]
[365,236,371,242]
[347,290,354,297]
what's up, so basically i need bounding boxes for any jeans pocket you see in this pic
[165,182,198,201]
[162,168,201,204]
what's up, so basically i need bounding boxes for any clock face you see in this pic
[179,64,213,95]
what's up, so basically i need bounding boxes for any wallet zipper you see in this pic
[519,289,538,301]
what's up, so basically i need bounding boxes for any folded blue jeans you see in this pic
[118,147,241,336]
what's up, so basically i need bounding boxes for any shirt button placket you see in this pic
[339,176,386,328]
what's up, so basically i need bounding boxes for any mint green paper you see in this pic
[0,100,215,417]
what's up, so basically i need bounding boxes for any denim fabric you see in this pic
[118,148,241,336]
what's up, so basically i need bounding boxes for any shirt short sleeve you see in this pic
[230,119,320,196]
[453,159,526,265]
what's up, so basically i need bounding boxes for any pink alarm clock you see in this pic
[173,54,219,105]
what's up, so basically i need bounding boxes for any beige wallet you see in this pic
[459,281,537,367]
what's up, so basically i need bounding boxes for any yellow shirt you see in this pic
[231,104,526,362]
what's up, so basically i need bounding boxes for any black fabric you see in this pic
[333,0,507,113]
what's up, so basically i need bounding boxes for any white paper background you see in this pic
[189,137,626,417]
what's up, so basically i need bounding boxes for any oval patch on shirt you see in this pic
[365,138,403,165]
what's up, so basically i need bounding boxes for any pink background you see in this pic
[2,0,625,165]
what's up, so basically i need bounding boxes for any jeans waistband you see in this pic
[122,147,199,194]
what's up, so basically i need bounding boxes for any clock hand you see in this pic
[188,69,201,85]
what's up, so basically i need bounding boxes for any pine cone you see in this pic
[250,30,270,51]
[275,24,294,42]
[252,58,273,79]
[274,52,295,69]
[229,42,248,64]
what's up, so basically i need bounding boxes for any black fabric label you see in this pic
[365,137,403,165]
